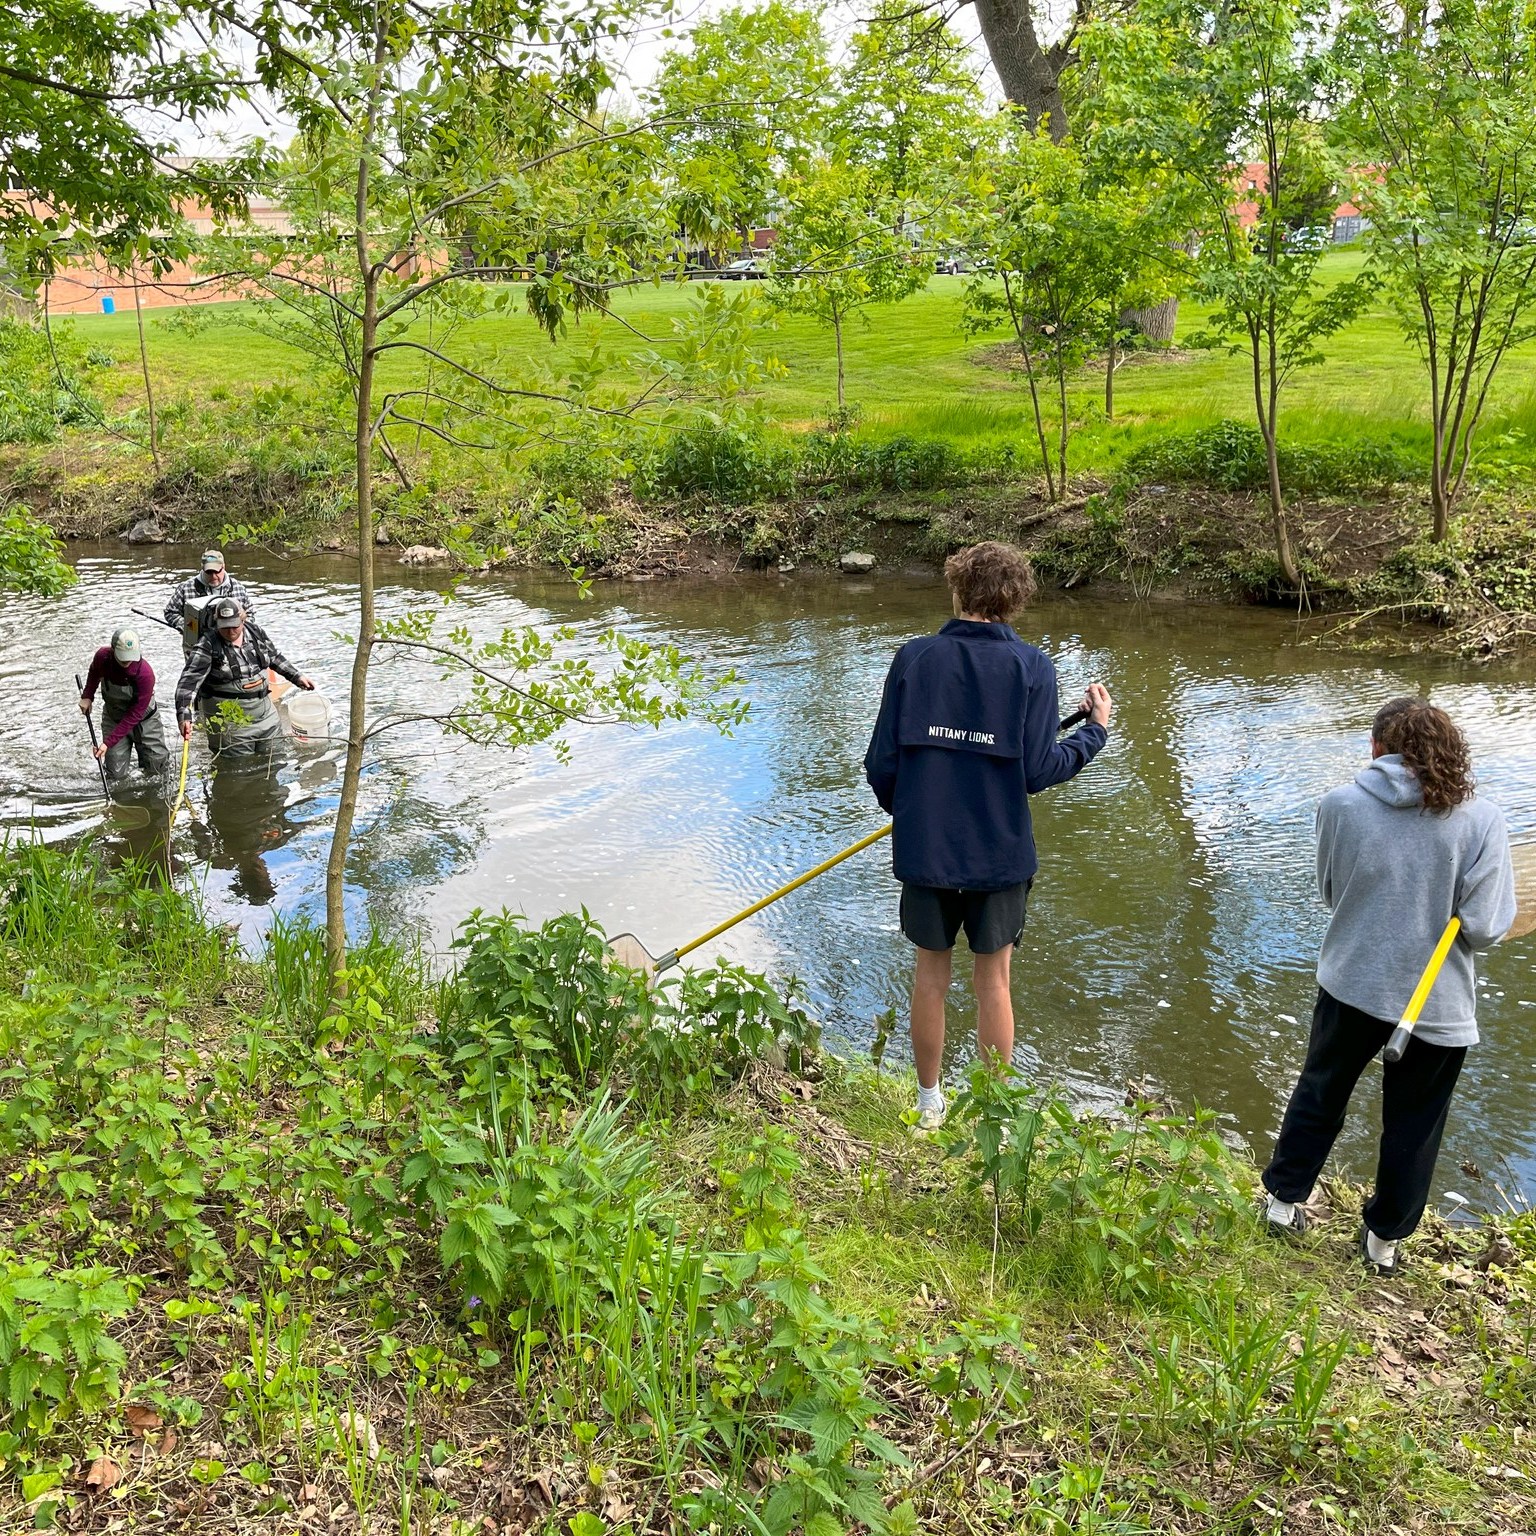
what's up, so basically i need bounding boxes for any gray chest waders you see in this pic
[101,676,157,726]
[99,677,170,779]
[202,690,283,755]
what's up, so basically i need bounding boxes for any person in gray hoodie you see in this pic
[1263,696,1516,1276]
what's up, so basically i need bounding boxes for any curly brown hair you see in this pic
[1372,697,1475,814]
[945,542,1037,622]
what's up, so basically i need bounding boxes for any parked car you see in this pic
[721,257,767,280]
[1285,224,1331,251]
[934,254,968,275]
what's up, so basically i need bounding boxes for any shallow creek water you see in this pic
[4,546,1534,1196]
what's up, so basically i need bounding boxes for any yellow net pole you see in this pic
[674,824,892,962]
[1383,916,1460,1063]
[169,734,189,825]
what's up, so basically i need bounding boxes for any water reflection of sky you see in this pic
[5,549,1533,1201]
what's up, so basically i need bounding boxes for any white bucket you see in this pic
[279,692,331,741]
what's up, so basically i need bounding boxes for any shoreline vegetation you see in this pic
[4,270,1535,656]
[2,843,1534,1533]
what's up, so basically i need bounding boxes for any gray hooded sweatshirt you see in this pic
[1316,755,1516,1047]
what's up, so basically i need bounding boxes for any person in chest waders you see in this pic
[164,549,259,656]
[175,598,314,757]
[79,627,171,779]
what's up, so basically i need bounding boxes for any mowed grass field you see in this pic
[64,251,1536,480]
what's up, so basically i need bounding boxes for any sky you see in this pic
[158,0,1004,155]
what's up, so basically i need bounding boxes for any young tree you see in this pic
[963,130,1128,501]
[768,160,926,412]
[1086,0,1373,586]
[196,0,756,975]
[838,0,986,229]
[1338,0,1536,538]
[650,1,830,256]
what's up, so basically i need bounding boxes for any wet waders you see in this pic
[100,676,171,779]
[201,686,285,757]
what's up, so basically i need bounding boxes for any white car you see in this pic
[721,257,767,279]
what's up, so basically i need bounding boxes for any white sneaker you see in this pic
[914,1091,947,1133]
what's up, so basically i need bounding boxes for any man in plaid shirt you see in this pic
[176,598,314,754]
[164,550,259,655]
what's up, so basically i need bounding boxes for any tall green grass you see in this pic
[0,837,224,989]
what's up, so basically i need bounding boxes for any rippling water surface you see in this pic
[5,546,1533,1193]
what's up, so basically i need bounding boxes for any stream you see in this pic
[4,545,1533,1198]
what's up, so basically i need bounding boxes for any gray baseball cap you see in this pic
[212,597,244,630]
[111,627,142,663]
[201,549,225,571]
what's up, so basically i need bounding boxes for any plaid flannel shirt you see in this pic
[176,620,302,723]
[164,573,257,633]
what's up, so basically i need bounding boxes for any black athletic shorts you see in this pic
[899,881,1031,954]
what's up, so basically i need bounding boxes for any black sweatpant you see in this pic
[1262,987,1467,1242]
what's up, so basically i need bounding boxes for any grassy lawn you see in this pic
[61,250,1536,481]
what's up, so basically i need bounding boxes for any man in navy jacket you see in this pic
[865,542,1112,1128]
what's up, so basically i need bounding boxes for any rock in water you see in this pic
[839,551,876,575]
[400,544,451,565]
[126,518,165,545]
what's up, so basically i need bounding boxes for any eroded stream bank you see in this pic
[4,545,1533,1190]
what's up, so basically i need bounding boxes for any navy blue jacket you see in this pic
[864,619,1106,890]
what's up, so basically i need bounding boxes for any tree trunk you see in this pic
[1263,423,1298,587]
[1123,294,1179,345]
[131,271,160,475]
[833,309,845,412]
[1430,440,1450,542]
[1105,327,1117,421]
[1054,341,1069,492]
[327,268,378,979]
[1252,335,1300,588]
[1004,275,1057,502]
[972,0,1069,139]
[325,51,386,978]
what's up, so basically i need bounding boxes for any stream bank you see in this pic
[2,844,1534,1533]
[11,432,1536,656]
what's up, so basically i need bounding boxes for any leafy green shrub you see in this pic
[943,1065,1250,1304]
[535,426,629,512]
[1123,419,1414,496]
[408,1094,660,1311]
[799,430,968,492]
[446,909,819,1105]
[641,419,795,503]
[0,320,107,445]
[449,909,643,1084]
[0,505,74,596]
[0,1258,135,1468]
[650,963,820,1100]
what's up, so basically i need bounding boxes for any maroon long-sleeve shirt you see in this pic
[81,649,157,749]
